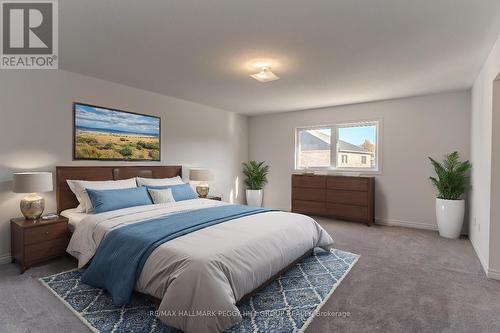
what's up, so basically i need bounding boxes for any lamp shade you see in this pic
[189,169,214,181]
[13,172,53,193]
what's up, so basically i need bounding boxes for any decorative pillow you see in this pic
[86,187,152,214]
[147,188,176,204]
[67,178,138,213]
[136,176,184,187]
[146,183,198,201]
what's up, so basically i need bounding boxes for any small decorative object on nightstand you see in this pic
[12,172,53,219]
[189,168,214,198]
[205,195,222,201]
[10,215,70,273]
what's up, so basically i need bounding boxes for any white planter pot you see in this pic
[246,189,263,207]
[435,198,465,239]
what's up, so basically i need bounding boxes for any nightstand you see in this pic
[203,195,222,201]
[10,216,70,273]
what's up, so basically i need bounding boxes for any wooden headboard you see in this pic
[56,165,182,213]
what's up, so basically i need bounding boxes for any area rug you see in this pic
[40,248,358,333]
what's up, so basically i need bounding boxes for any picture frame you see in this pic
[73,102,161,161]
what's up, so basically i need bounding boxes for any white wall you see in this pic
[0,70,248,263]
[491,79,500,278]
[470,35,500,278]
[249,91,471,230]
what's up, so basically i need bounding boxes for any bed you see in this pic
[57,166,334,333]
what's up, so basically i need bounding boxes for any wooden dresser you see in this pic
[291,174,375,225]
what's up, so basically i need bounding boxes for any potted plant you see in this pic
[428,151,471,238]
[242,161,269,207]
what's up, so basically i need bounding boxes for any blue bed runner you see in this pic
[81,204,274,305]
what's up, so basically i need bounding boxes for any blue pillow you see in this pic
[146,183,198,201]
[87,187,153,214]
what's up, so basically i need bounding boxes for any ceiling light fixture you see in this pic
[250,66,280,82]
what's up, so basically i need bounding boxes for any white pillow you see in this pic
[136,176,184,187]
[147,188,176,204]
[67,178,137,213]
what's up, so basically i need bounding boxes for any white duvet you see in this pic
[67,199,334,333]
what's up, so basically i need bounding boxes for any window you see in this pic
[295,120,379,171]
[296,127,331,168]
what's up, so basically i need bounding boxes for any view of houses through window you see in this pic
[296,127,331,168]
[296,121,378,171]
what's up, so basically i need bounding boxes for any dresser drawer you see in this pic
[24,237,69,263]
[292,175,326,188]
[24,223,69,245]
[326,190,367,206]
[290,174,374,226]
[292,200,326,215]
[326,203,368,221]
[327,177,368,191]
[292,188,326,202]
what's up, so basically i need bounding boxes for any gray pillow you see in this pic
[147,188,176,204]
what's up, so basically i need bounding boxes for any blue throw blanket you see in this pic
[81,204,274,305]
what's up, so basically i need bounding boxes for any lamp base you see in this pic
[196,185,209,198]
[20,194,44,220]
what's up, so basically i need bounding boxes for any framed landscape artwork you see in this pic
[73,102,161,161]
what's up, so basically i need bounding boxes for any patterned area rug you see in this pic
[40,248,358,333]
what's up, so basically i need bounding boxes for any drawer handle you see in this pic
[45,231,49,235]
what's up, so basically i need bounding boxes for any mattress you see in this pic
[60,208,89,232]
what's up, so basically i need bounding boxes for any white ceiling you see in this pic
[60,0,500,115]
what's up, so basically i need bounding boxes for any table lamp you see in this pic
[189,169,214,198]
[13,172,53,219]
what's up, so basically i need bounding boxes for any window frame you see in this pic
[294,119,382,174]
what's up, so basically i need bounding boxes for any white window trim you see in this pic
[294,119,382,174]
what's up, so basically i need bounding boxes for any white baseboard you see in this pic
[488,268,500,280]
[0,253,12,265]
[274,207,439,231]
[375,218,438,231]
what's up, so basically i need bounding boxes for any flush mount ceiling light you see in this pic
[250,66,280,82]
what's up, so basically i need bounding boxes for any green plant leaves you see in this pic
[428,151,471,200]
[242,160,269,190]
